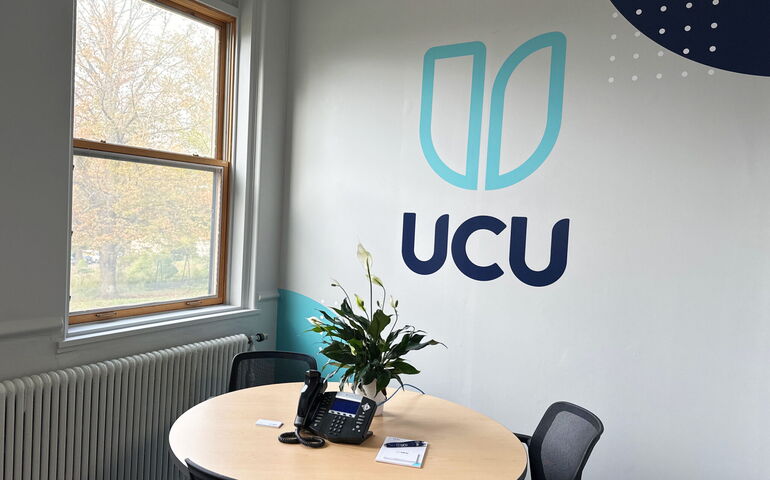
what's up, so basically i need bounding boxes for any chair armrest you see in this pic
[513,432,531,445]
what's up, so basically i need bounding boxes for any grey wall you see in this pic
[279,0,770,478]
[0,0,73,342]
[0,0,288,380]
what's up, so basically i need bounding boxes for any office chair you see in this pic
[186,458,237,480]
[228,350,317,392]
[514,401,604,480]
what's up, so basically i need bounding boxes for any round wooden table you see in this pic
[169,382,527,479]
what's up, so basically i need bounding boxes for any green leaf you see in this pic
[318,311,358,336]
[376,370,390,393]
[340,366,357,388]
[324,351,357,364]
[331,304,371,330]
[389,360,420,375]
[320,342,357,364]
[348,338,364,355]
[388,333,423,359]
[366,340,382,360]
[386,325,407,345]
[411,339,445,351]
[339,298,354,315]
[368,310,391,339]
[358,364,374,386]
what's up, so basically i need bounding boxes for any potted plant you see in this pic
[307,244,444,415]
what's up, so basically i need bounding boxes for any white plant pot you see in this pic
[357,380,386,416]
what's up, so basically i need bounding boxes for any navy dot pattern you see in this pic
[610,0,770,77]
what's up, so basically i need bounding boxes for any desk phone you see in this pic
[278,370,376,448]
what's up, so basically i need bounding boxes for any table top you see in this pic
[169,382,527,479]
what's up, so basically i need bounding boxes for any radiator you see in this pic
[0,334,249,480]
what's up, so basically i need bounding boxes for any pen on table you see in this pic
[384,441,426,448]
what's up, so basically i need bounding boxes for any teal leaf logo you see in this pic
[419,32,567,190]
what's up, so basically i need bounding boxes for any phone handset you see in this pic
[278,370,328,448]
[295,369,326,428]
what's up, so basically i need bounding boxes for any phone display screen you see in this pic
[330,397,360,415]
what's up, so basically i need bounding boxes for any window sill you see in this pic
[58,305,259,353]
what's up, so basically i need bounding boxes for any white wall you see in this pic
[0,0,289,380]
[280,0,770,478]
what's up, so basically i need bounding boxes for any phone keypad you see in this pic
[328,415,348,435]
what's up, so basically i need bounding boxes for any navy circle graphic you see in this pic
[610,0,770,77]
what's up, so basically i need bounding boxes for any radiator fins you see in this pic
[0,334,248,480]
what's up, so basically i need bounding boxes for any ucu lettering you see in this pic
[401,213,570,286]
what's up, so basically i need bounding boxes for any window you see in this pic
[70,0,235,324]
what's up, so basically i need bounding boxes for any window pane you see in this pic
[70,155,221,313]
[74,0,219,157]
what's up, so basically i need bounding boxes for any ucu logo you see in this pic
[402,34,570,287]
[420,32,567,190]
[402,214,569,286]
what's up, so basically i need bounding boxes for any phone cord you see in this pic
[278,428,326,448]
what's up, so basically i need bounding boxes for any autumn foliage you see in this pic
[70,0,222,311]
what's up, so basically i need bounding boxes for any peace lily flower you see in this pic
[357,243,373,276]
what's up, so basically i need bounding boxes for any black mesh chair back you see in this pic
[186,458,237,480]
[527,401,604,480]
[228,350,318,392]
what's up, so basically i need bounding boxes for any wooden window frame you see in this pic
[69,0,236,325]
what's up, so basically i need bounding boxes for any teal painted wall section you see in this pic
[276,289,342,381]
